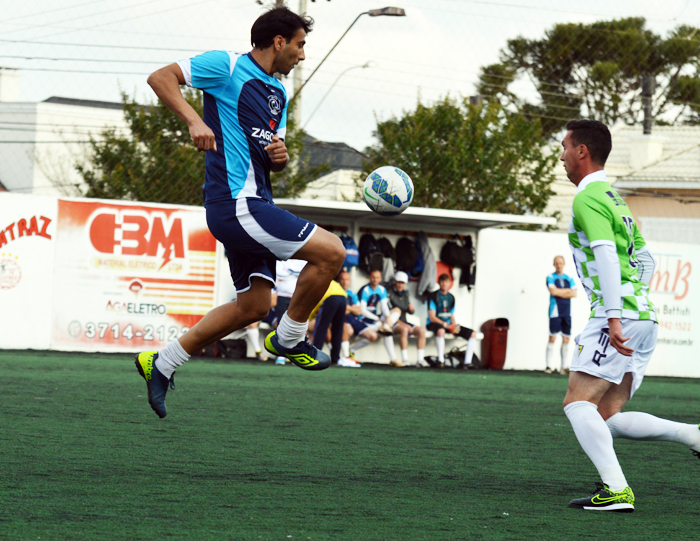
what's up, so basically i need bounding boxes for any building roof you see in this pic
[42,96,124,110]
[276,198,556,233]
[301,135,366,172]
[607,124,700,188]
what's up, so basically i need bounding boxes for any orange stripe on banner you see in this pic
[143,293,214,301]
[120,276,215,286]
[144,286,213,293]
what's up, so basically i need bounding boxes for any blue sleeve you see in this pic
[378,286,388,301]
[359,288,370,304]
[428,299,436,312]
[546,274,555,287]
[568,275,577,289]
[190,51,231,92]
[347,291,358,305]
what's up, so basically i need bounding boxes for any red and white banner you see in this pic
[0,193,58,349]
[50,199,216,352]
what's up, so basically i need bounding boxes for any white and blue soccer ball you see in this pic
[362,166,414,216]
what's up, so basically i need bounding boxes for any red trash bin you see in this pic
[480,318,509,370]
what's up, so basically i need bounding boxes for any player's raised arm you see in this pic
[147,63,217,153]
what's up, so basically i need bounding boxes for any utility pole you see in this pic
[642,73,655,135]
[290,0,308,126]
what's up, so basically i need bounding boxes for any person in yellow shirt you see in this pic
[309,279,359,368]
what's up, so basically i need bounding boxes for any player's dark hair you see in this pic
[565,119,612,166]
[251,6,314,49]
[438,273,451,282]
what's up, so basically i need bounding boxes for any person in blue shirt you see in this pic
[546,255,577,374]
[337,270,377,363]
[427,274,478,367]
[134,6,346,418]
[357,269,404,366]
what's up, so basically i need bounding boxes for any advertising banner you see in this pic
[0,193,57,349]
[50,199,217,352]
[647,242,699,377]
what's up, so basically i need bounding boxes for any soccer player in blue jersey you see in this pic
[134,6,345,418]
[545,255,577,373]
[357,269,402,365]
[427,274,478,367]
[337,270,378,362]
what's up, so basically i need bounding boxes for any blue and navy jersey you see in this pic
[357,284,388,321]
[178,51,288,205]
[547,272,577,318]
[429,291,455,323]
[346,290,359,306]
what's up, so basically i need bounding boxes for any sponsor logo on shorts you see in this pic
[592,328,610,366]
[578,345,584,355]
[298,223,309,238]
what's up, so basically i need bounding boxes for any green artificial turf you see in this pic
[1,350,699,540]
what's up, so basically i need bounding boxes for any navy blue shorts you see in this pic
[549,316,572,337]
[344,314,371,335]
[206,198,317,294]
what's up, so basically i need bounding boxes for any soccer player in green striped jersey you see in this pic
[560,120,700,513]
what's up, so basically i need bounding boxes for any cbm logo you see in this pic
[87,209,186,269]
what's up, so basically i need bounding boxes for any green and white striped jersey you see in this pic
[568,171,656,321]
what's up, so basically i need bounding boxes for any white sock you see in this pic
[607,412,700,451]
[401,348,408,362]
[546,342,555,369]
[417,348,425,364]
[246,328,260,353]
[560,342,570,370]
[436,336,445,363]
[341,341,350,358]
[384,335,396,361]
[156,339,190,379]
[276,313,308,348]
[353,336,371,352]
[464,337,476,365]
[564,401,628,491]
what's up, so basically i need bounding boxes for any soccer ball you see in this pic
[362,166,414,216]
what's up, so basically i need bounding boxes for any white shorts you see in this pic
[571,318,658,398]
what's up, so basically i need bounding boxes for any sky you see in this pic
[0,0,698,151]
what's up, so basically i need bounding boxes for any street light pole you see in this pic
[302,62,372,130]
[289,6,405,104]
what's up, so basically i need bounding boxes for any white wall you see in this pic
[0,102,127,196]
[473,228,700,377]
[2,193,698,379]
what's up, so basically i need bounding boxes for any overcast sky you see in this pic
[0,0,697,150]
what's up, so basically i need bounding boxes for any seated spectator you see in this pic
[427,273,478,368]
[357,269,402,366]
[308,279,359,368]
[337,270,378,362]
[387,271,426,367]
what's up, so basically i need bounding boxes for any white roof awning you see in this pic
[275,198,556,234]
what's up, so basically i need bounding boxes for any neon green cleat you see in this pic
[264,330,331,371]
[568,483,634,512]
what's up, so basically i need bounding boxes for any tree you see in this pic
[362,97,558,220]
[77,91,326,205]
[478,18,700,138]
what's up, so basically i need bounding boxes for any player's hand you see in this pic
[189,120,217,152]
[608,318,633,356]
[264,135,289,165]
